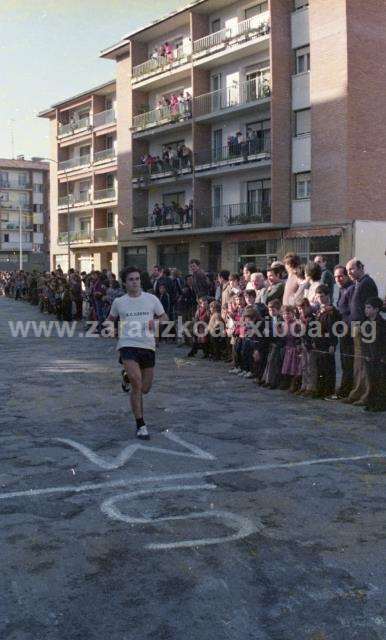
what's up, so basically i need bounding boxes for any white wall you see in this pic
[292,72,310,110]
[208,0,269,31]
[210,110,270,144]
[210,53,269,90]
[149,131,193,156]
[291,199,311,224]
[292,134,311,172]
[291,6,310,49]
[149,81,192,110]
[354,220,386,297]
[146,25,191,58]
[212,169,270,205]
[148,185,193,213]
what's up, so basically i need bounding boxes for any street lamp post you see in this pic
[18,205,23,270]
[43,158,71,273]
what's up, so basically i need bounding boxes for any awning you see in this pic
[283,227,344,239]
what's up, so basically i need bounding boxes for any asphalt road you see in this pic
[1,297,386,640]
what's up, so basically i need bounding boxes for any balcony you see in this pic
[58,227,117,245]
[93,109,116,128]
[93,227,117,242]
[0,202,32,212]
[195,202,271,229]
[1,223,33,231]
[58,116,91,137]
[132,157,192,185]
[193,14,270,59]
[194,77,270,120]
[58,192,90,208]
[132,47,192,83]
[93,187,116,202]
[0,180,31,190]
[93,148,116,163]
[195,138,271,173]
[58,155,91,172]
[132,101,192,133]
[133,208,193,234]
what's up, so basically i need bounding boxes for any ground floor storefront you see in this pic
[119,224,354,276]
[52,246,118,275]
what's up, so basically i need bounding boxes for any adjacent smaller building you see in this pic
[0,156,50,271]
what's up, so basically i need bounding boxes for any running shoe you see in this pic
[136,425,150,440]
[121,369,130,393]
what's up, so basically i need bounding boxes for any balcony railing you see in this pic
[58,116,91,136]
[0,180,30,189]
[58,192,90,207]
[93,148,116,163]
[194,77,270,118]
[93,227,117,242]
[1,223,33,231]
[0,202,32,212]
[58,227,117,245]
[133,207,193,231]
[93,187,116,201]
[195,138,271,170]
[132,47,192,81]
[93,109,116,128]
[132,157,192,182]
[58,155,91,171]
[193,14,270,56]
[195,201,271,228]
[133,101,192,132]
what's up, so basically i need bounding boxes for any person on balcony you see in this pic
[164,42,174,63]
[152,203,162,227]
[170,94,179,116]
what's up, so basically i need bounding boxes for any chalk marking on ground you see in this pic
[101,484,261,550]
[53,431,215,470]
[0,451,385,501]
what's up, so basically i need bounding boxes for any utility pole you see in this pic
[43,158,71,273]
[18,205,23,270]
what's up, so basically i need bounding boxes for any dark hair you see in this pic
[219,270,230,281]
[230,273,240,281]
[245,289,256,299]
[315,284,329,296]
[334,265,348,275]
[305,261,322,282]
[189,259,200,266]
[365,297,383,310]
[120,266,141,282]
[284,253,301,269]
[243,262,257,274]
[267,265,282,278]
[353,260,364,269]
[244,305,259,322]
[268,298,281,310]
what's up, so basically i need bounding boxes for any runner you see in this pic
[107,266,167,440]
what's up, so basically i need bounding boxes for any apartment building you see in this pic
[0,157,49,271]
[41,0,386,280]
[39,80,118,273]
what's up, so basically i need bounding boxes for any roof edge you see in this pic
[38,78,116,117]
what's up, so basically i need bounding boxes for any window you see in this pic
[211,18,221,33]
[33,183,44,193]
[4,233,9,243]
[105,95,114,110]
[162,191,185,207]
[33,204,44,213]
[245,2,268,19]
[107,210,114,227]
[80,145,91,157]
[105,135,114,149]
[294,0,309,9]
[0,191,9,201]
[157,243,189,273]
[295,46,310,74]
[238,239,278,271]
[289,237,340,271]
[0,171,9,186]
[246,119,271,152]
[18,172,29,187]
[295,109,311,135]
[80,218,91,234]
[122,245,147,270]
[295,172,311,199]
[106,174,115,189]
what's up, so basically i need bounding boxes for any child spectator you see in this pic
[261,299,284,389]
[280,305,303,392]
[311,284,340,399]
[188,296,210,358]
[208,300,226,360]
[297,298,316,396]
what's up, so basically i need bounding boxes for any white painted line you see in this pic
[0,451,384,501]
[101,484,262,550]
[54,431,215,471]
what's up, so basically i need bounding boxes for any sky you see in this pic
[0,0,182,160]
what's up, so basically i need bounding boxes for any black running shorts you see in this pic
[119,347,155,369]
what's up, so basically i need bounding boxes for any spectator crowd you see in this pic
[1,252,385,413]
